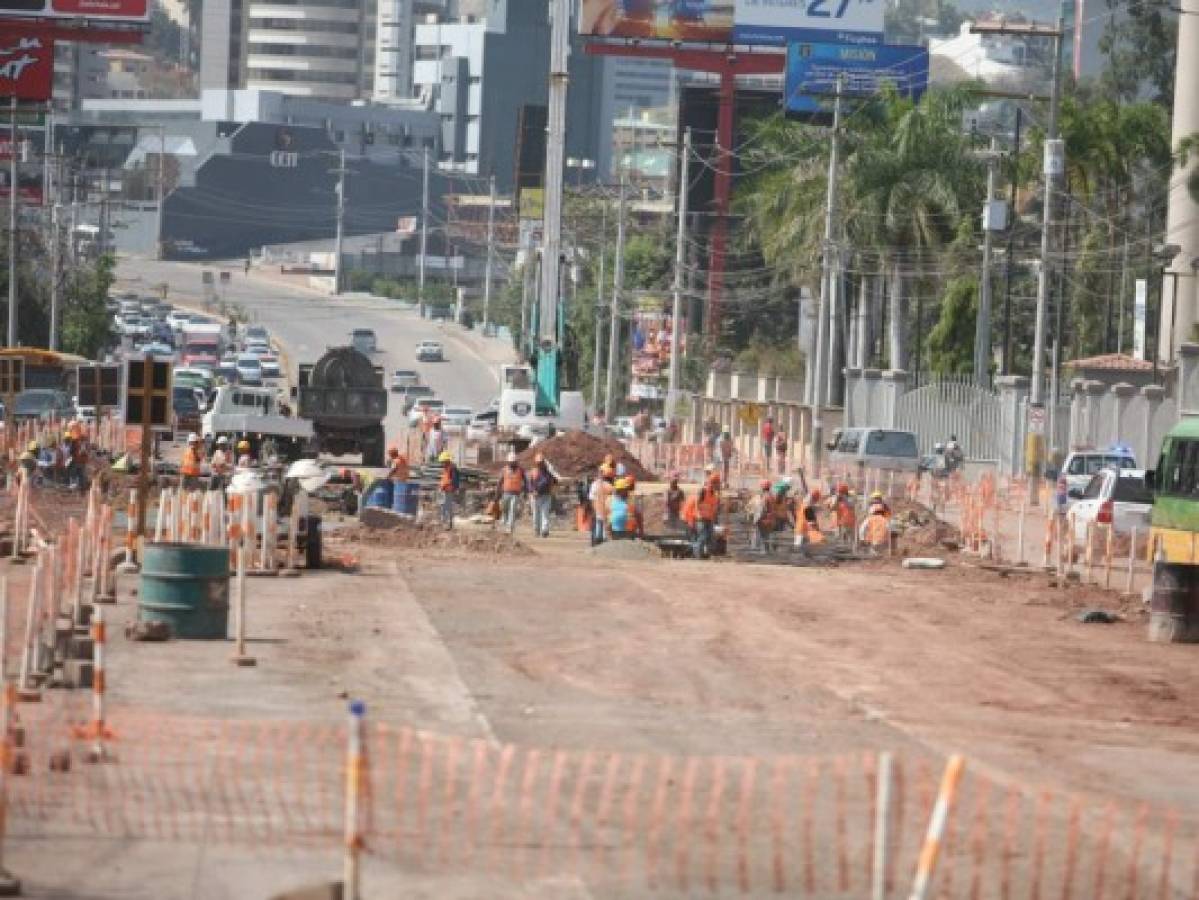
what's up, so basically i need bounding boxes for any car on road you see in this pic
[466,409,497,443]
[440,405,473,434]
[1070,468,1153,545]
[166,310,192,333]
[1062,448,1137,497]
[396,384,435,413]
[613,416,635,439]
[415,340,444,362]
[242,325,269,347]
[172,385,202,435]
[259,353,281,378]
[828,427,921,474]
[135,341,175,357]
[389,369,420,392]
[351,328,378,355]
[214,361,240,385]
[244,340,271,358]
[235,354,263,386]
[173,367,215,395]
[13,389,75,422]
[407,398,446,427]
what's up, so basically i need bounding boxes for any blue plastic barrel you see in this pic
[139,543,230,639]
[363,479,393,509]
[393,482,420,516]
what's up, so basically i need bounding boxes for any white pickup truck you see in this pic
[202,385,313,459]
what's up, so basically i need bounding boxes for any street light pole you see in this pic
[483,173,495,329]
[604,173,627,420]
[419,145,429,316]
[666,127,690,423]
[331,148,347,295]
[974,139,1002,386]
[7,97,19,348]
[591,198,607,416]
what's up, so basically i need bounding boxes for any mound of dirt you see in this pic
[891,499,962,553]
[336,519,535,557]
[517,431,655,482]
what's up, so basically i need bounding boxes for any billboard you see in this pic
[579,0,732,42]
[0,29,54,101]
[734,0,883,46]
[628,295,683,402]
[0,0,149,22]
[784,41,929,114]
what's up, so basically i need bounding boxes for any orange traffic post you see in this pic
[73,604,115,762]
[344,699,366,900]
[907,755,966,900]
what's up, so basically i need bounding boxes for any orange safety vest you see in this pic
[835,498,856,529]
[439,464,456,491]
[501,466,526,493]
[864,513,890,546]
[389,457,409,481]
[181,447,202,477]
[795,502,824,541]
[696,487,719,522]
[681,494,698,528]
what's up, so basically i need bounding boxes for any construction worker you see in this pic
[716,431,735,485]
[794,488,825,550]
[609,477,631,538]
[664,472,685,529]
[693,473,720,559]
[426,418,446,463]
[387,446,410,483]
[18,440,37,479]
[236,438,255,470]
[774,431,788,476]
[181,433,204,490]
[589,463,614,545]
[529,453,557,538]
[749,479,774,553]
[498,451,527,535]
[867,489,891,519]
[437,450,460,529]
[210,436,232,489]
[860,502,892,551]
[832,483,856,542]
[761,417,775,466]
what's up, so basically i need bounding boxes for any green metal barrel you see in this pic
[139,543,231,640]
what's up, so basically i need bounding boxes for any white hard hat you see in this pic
[227,470,265,495]
[286,458,329,493]
[216,436,228,445]
[506,451,517,463]
[187,432,200,443]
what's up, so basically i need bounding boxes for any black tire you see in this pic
[361,426,385,467]
[304,514,322,569]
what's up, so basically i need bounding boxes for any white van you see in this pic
[829,427,920,473]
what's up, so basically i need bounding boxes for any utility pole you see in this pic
[974,138,1002,386]
[49,199,59,350]
[810,76,843,475]
[591,198,607,416]
[330,148,347,295]
[666,127,691,424]
[1002,107,1021,374]
[604,173,627,420]
[7,97,18,348]
[483,173,495,329]
[419,145,429,316]
[155,125,166,261]
[970,19,1063,405]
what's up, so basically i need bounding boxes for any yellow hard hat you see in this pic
[237,439,250,450]
[870,490,883,500]
[613,477,630,491]
[438,451,453,463]
[26,441,37,453]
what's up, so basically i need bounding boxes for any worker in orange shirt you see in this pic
[437,450,460,528]
[387,446,409,483]
[860,503,892,551]
[794,487,825,550]
[181,433,204,491]
[498,451,527,534]
[831,483,856,542]
[693,473,720,559]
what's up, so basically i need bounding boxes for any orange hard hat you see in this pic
[709,473,721,486]
[837,483,849,494]
[810,488,822,501]
[760,479,771,489]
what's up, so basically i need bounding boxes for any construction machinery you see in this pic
[297,346,387,466]
[496,0,586,437]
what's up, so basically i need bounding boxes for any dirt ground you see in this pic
[4,493,1199,897]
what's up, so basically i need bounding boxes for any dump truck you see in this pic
[297,346,387,467]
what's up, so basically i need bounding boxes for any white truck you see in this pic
[202,384,313,460]
[496,363,586,439]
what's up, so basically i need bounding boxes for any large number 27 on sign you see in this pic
[805,0,860,17]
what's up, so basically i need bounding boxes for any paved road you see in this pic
[115,256,512,444]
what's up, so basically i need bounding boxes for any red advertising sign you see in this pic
[0,0,147,22]
[0,29,54,101]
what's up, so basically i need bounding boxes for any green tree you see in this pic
[927,276,977,375]
[61,255,115,359]
[1099,0,1176,106]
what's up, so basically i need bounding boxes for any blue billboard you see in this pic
[784,41,930,115]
